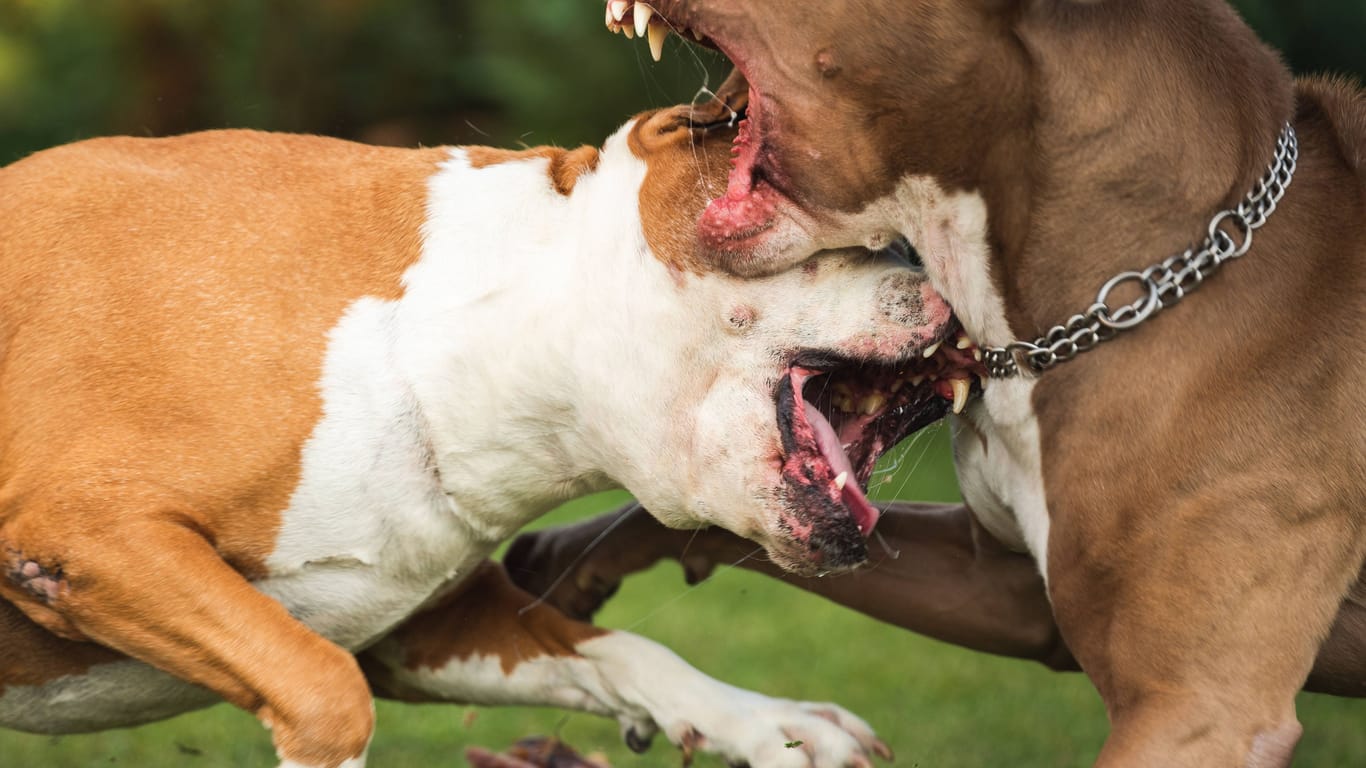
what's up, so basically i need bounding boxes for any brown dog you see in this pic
[510,1,1366,766]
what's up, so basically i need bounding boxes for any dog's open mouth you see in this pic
[606,1,787,253]
[777,329,986,538]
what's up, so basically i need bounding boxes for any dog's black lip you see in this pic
[775,374,800,456]
[787,347,918,375]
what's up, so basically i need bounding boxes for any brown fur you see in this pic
[0,130,442,765]
[514,1,1365,765]
[627,108,736,275]
[361,561,607,697]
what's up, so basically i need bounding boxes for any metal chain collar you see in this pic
[983,122,1299,379]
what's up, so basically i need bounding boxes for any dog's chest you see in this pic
[885,179,1052,576]
[952,383,1051,570]
[254,296,493,651]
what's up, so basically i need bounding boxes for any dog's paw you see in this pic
[650,692,891,768]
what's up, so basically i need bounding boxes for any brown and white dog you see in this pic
[510,1,1366,766]
[0,105,980,767]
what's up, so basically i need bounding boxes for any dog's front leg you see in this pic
[506,501,1074,668]
[0,507,374,768]
[360,561,891,768]
[1045,488,1363,768]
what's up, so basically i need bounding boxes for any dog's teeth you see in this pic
[861,393,886,415]
[634,3,653,37]
[610,0,629,22]
[605,3,615,29]
[890,378,904,393]
[950,378,970,414]
[647,20,668,61]
[835,471,848,491]
[692,28,705,41]
[835,395,854,414]
[955,334,973,350]
[623,22,635,38]
[909,374,925,386]
[973,348,983,361]
[922,341,942,358]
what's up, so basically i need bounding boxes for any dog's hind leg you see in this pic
[360,560,892,768]
[0,498,374,768]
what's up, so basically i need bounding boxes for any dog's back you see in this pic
[0,133,443,574]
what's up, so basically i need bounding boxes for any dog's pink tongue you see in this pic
[803,399,880,537]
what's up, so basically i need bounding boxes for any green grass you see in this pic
[2,426,1362,766]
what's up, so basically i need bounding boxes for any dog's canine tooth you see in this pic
[860,393,886,415]
[634,3,653,38]
[955,333,972,350]
[647,20,668,61]
[921,340,942,358]
[835,471,848,491]
[951,378,970,414]
[609,0,629,22]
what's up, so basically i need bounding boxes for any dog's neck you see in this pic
[959,3,1297,338]
[392,138,688,540]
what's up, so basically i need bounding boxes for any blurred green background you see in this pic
[1,1,1363,766]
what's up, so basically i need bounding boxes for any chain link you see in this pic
[984,122,1298,378]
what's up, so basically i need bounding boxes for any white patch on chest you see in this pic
[844,178,1052,574]
[258,295,492,651]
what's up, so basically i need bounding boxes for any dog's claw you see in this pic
[624,726,654,754]
[678,727,701,767]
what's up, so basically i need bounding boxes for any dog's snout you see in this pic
[876,272,925,327]
[876,271,952,331]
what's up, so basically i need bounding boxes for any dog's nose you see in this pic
[805,516,869,570]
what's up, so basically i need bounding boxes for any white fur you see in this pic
[817,178,1053,572]
[258,125,943,654]
[365,630,878,768]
